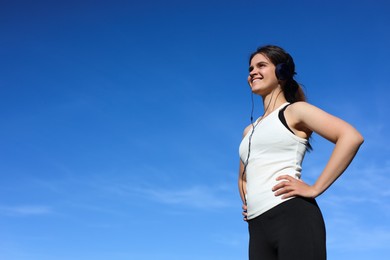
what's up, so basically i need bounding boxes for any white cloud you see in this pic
[136,184,234,209]
[212,232,247,248]
[327,217,390,251]
[327,161,390,203]
[0,205,52,216]
[315,160,390,253]
[36,172,238,213]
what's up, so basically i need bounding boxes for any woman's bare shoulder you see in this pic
[288,101,321,119]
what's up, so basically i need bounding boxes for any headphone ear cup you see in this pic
[275,63,291,80]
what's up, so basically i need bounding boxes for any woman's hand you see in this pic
[242,204,248,221]
[272,175,319,199]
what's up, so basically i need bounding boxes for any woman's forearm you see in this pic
[313,130,364,196]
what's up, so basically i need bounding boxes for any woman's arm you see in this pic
[273,102,364,199]
[239,125,252,220]
[238,160,247,204]
[238,160,248,220]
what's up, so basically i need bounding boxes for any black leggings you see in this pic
[248,197,326,260]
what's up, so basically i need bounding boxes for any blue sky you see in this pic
[1,0,389,259]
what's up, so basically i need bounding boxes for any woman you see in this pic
[238,45,364,260]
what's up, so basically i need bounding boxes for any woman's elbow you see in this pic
[352,130,364,147]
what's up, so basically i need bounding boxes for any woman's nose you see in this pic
[249,69,258,78]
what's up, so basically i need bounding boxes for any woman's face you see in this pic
[247,53,279,95]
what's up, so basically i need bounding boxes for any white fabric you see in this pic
[239,103,308,220]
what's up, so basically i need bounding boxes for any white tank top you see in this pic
[239,103,308,220]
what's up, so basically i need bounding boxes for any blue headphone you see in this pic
[275,53,294,80]
[275,63,293,80]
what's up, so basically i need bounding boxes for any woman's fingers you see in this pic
[273,175,316,198]
[272,175,294,193]
[242,204,248,221]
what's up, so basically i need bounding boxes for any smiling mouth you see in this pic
[252,78,262,83]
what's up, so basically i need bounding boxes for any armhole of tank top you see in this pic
[278,104,295,135]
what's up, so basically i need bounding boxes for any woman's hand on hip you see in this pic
[272,175,319,199]
[242,204,248,221]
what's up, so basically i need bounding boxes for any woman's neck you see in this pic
[261,89,287,117]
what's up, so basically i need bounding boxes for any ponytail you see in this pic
[283,79,306,103]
